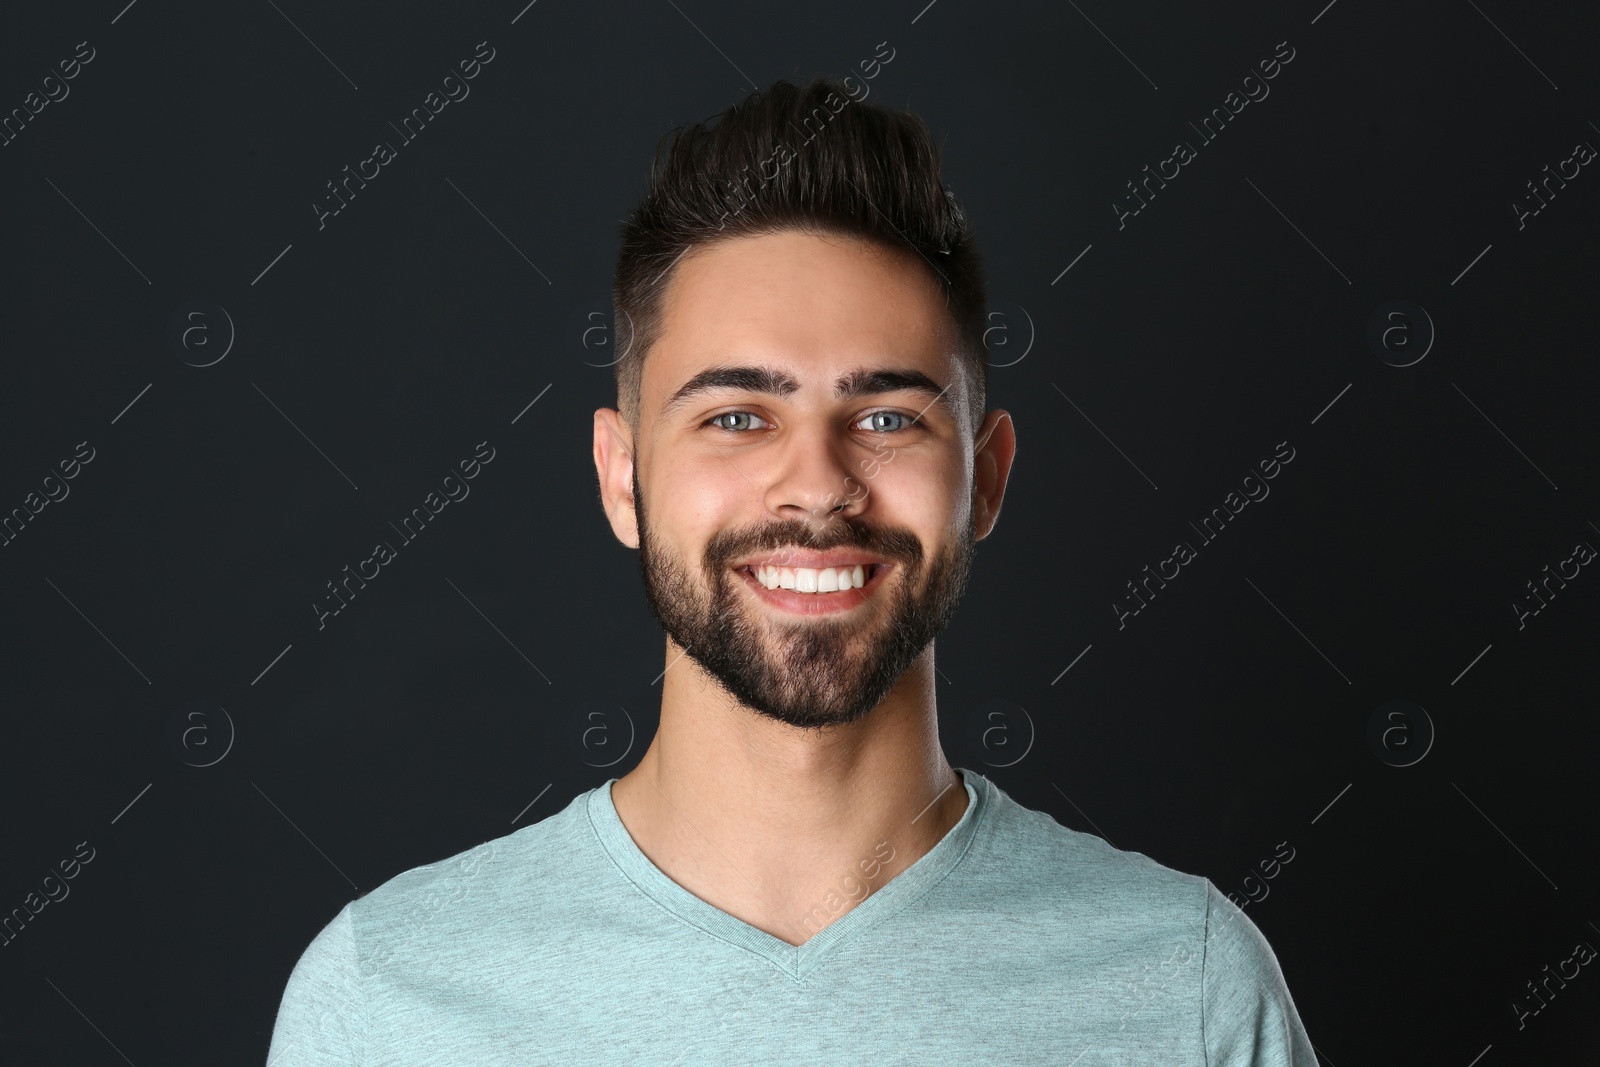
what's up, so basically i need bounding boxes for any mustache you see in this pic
[705,517,922,570]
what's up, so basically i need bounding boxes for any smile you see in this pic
[735,562,892,615]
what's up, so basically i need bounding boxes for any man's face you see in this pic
[597,230,1011,731]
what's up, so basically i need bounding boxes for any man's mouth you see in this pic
[738,562,884,594]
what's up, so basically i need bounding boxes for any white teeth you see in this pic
[750,564,874,594]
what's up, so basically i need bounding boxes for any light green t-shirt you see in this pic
[267,768,1315,1065]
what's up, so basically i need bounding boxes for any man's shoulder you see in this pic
[344,784,598,948]
[967,772,1211,933]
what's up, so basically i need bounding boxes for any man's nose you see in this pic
[763,424,867,525]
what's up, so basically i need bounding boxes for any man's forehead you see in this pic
[636,231,967,427]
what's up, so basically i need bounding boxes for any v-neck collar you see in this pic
[587,767,989,980]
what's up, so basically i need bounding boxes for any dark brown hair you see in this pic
[611,76,987,434]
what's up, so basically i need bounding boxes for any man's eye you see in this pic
[702,410,914,434]
[856,411,911,433]
[704,411,770,433]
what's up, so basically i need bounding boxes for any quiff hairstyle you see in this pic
[611,76,987,436]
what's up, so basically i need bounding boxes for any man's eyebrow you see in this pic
[661,365,957,422]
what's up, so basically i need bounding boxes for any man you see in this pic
[267,77,1316,1064]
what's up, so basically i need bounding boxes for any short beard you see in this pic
[634,477,977,731]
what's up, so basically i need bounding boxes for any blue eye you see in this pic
[858,411,908,433]
[701,410,916,434]
[705,411,769,432]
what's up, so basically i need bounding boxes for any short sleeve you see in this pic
[1200,881,1316,1066]
[266,902,366,1067]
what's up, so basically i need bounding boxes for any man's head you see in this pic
[593,78,1015,732]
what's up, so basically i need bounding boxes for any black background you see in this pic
[1,0,1596,1063]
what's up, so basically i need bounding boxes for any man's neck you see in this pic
[609,641,968,947]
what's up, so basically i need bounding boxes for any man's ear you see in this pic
[593,408,639,549]
[971,409,1016,542]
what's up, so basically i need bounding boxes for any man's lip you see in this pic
[734,558,893,613]
[731,552,894,570]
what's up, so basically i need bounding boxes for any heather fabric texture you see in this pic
[266,769,1315,1065]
